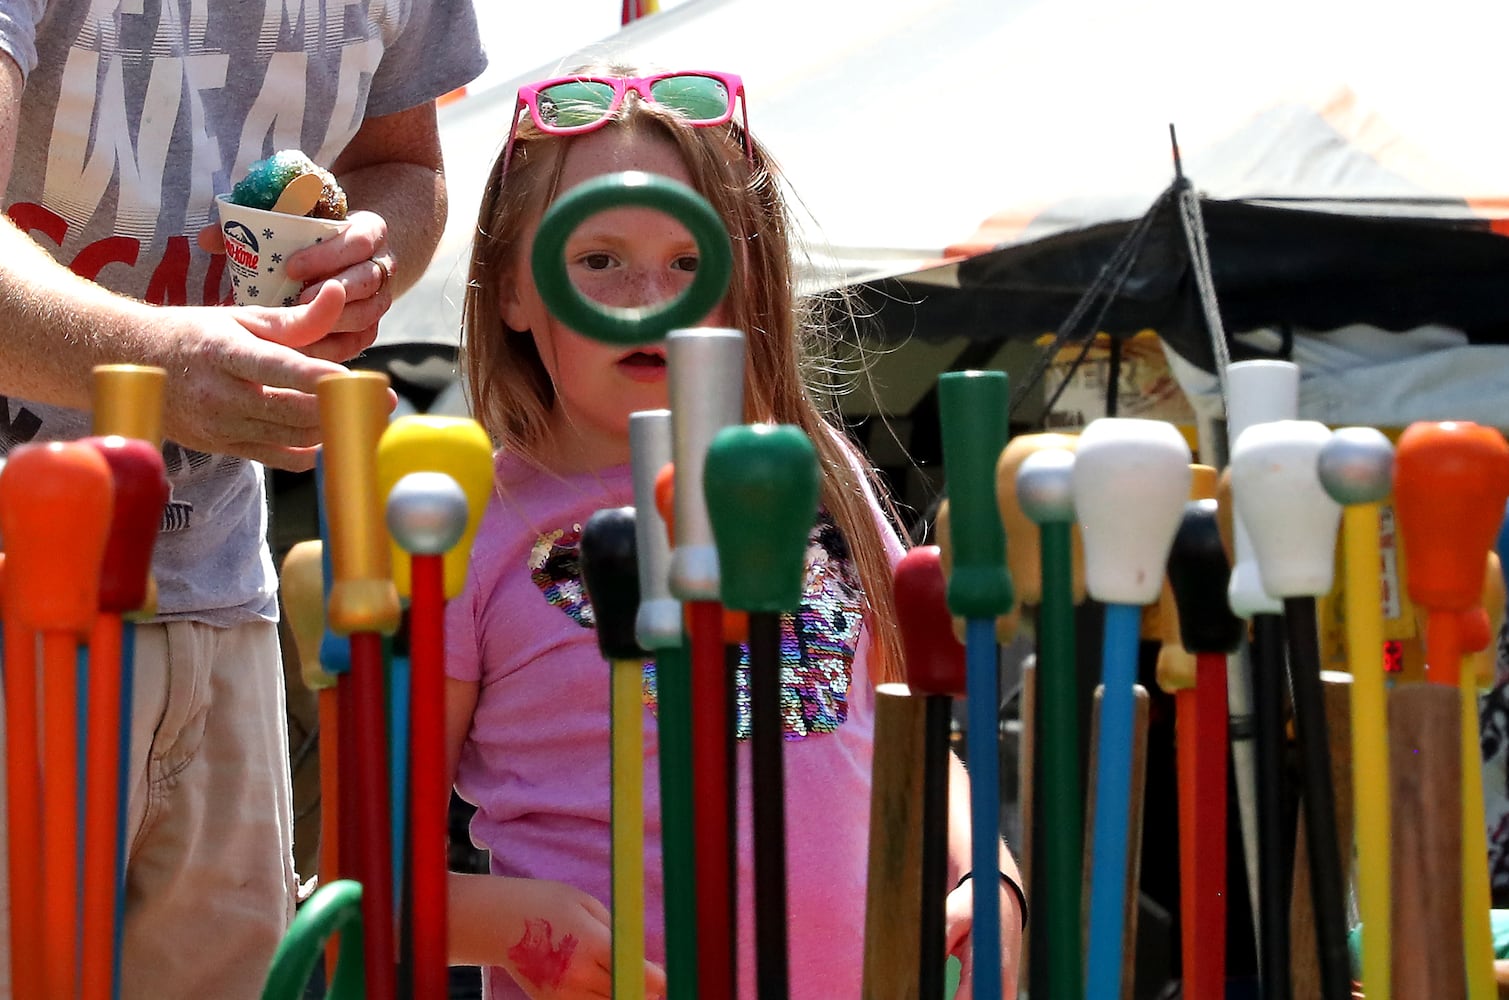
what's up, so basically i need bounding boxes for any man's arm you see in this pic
[0,52,355,470]
[331,100,447,300]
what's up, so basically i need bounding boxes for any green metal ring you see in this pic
[260,879,365,1000]
[530,170,733,346]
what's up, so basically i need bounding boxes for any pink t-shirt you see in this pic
[446,451,901,999]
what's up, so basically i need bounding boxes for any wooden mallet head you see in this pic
[281,539,335,692]
[998,433,1084,606]
[316,371,400,636]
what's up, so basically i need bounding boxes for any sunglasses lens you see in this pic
[535,81,617,128]
[648,74,732,123]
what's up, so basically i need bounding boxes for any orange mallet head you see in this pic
[0,441,115,634]
[656,461,747,644]
[1394,421,1509,613]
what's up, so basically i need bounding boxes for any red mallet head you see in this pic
[80,436,168,616]
[893,546,966,697]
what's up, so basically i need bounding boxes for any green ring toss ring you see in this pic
[530,170,734,346]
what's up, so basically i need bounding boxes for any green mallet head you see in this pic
[704,424,819,613]
[937,370,1013,618]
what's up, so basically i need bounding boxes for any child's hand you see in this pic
[496,878,667,1000]
[943,877,1024,1000]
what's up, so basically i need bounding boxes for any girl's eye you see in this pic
[671,255,699,273]
[578,252,616,270]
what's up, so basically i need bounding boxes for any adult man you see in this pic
[0,1,485,996]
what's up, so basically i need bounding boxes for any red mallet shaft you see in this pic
[1166,489,1246,1000]
[666,327,745,998]
[385,471,472,1000]
[78,435,167,1000]
[377,415,493,1000]
[317,371,402,1000]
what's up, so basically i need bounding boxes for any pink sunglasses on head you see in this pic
[504,70,752,166]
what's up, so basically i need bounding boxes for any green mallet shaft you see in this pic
[629,409,698,997]
[1015,446,1082,1000]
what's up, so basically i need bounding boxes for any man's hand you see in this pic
[154,282,391,471]
[494,878,667,1000]
[198,209,392,363]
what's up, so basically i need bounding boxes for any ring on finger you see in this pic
[373,255,394,294]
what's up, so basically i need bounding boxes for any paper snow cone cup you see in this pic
[215,193,347,308]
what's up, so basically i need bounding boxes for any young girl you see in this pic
[443,63,1023,999]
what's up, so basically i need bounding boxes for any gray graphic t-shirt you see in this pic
[0,0,485,623]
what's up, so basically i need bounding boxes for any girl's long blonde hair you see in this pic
[462,63,907,684]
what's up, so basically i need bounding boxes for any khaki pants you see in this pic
[0,619,297,999]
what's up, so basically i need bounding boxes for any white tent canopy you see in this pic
[379,0,1509,425]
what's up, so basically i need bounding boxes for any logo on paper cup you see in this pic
[223,220,260,277]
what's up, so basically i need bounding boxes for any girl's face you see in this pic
[503,127,730,473]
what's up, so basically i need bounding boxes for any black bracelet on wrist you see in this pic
[955,869,1030,932]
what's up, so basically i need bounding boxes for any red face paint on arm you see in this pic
[507,918,579,990]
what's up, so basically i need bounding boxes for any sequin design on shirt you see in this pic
[529,524,593,629]
[730,512,866,740]
[526,510,866,742]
